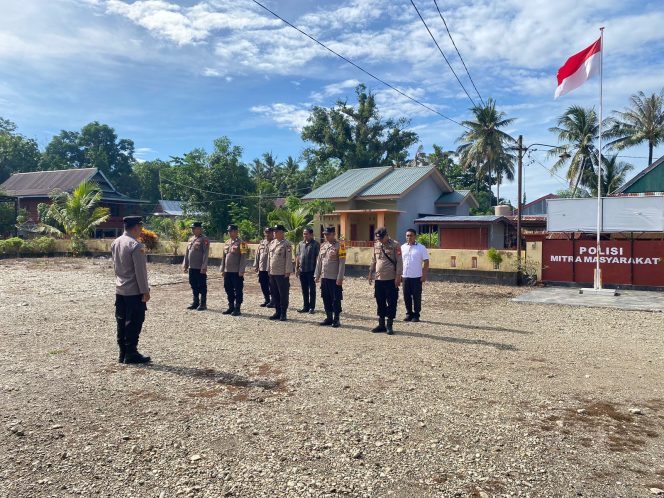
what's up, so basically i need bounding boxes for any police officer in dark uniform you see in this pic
[220,224,247,316]
[368,227,403,335]
[110,216,151,363]
[182,221,209,311]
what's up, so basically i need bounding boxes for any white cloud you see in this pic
[250,103,311,132]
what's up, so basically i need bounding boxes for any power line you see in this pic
[432,0,484,105]
[160,176,311,200]
[409,0,476,107]
[249,0,467,129]
[527,151,570,187]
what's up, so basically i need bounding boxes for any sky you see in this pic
[1,0,663,204]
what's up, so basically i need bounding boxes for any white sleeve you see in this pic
[421,245,430,260]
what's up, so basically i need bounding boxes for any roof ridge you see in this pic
[10,167,98,175]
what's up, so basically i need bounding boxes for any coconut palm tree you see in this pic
[39,180,110,254]
[606,88,664,166]
[268,206,312,244]
[586,155,634,197]
[456,98,516,205]
[548,105,603,195]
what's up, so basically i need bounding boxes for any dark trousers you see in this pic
[188,268,207,303]
[321,278,343,315]
[258,270,271,302]
[224,272,244,308]
[374,280,398,319]
[403,277,423,317]
[115,294,147,353]
[299,271,316,310]
[269,274,290,312]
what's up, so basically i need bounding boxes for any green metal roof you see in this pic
[356,166,435,197]
[435,190,471,205]
[302,166,391,200]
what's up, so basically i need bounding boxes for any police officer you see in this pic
[254,226,274,307]
[110,216,151,364]
[314,226,346,328]
[296,227,320,314]
[182,221,209,311]
[268,224,294,321]
[368,227,403,335]
[220,224,247,316]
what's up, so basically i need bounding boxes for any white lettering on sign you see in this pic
[550,255,662,265]
[578,246,624,256]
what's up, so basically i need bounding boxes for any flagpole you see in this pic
[594,27,604,289]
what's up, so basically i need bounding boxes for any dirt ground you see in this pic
[0,258,663,498]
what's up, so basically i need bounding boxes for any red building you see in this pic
[0,168,149,237]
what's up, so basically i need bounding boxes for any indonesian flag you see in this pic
[554,37,602,99]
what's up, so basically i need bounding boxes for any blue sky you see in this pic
[1,0,663,204]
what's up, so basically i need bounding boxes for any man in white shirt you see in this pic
[401,228,429,322]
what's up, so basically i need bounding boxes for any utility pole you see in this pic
[516,135,523,277]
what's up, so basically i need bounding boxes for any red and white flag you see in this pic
[554,37,602,99]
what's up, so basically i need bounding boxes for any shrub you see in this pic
[0,237,24,256]
[487,247,503,269]
[32,236,56,254]
[139,228,159,252]
[416,232,438,248]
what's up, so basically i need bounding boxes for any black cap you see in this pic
[190,221,202,228]
[273,224,286,232]
[123,216,143,228]
[264,226,274,232]
[227,224,238,231]
[375,227,388,239]
[324,226,335,234]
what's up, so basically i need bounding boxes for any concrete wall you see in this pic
[395,177,442,239]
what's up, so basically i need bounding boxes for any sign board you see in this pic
[547,196,664,232]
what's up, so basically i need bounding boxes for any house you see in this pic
[614,154,664,195]
[0,168,149,238]
[515,193,558,215]
[414,215,513,249]
[302,166,478,244]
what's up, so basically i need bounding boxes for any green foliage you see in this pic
[0,118,41,183]
[301,84,419,170]
[146,216,191,254]
[554,187,591,199]
[31,236,56,254]
[416,232,438,248]
[0,191,16,237]
[132,159,170,202]
[586,155,634,196]
[16,208,29,224]
[268,207,313,243]
[0,237,23,255]
[487,248,503,268]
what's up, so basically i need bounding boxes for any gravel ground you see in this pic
[1,258,663,498]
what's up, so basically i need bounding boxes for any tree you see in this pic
[554,187,590,198]
[268,206,313,244]
[133,159,170,203]
[301,84,418,170]
[0,118,41,183]
[548,106,601,194]
[606,88,664,166]
[38,181,110,254]
[456,98,516,205]
[586,155,634,197]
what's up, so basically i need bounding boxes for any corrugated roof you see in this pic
[158,200,185,216]
[435,190,471,205]
[302,167,391,200]
[414,215,508,224]
[356,166,434,197]
[1,168,98,197]
[615,154,664,193]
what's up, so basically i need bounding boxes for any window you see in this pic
[450,256,456,268]
[471,257,478,269]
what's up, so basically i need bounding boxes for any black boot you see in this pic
[332,313,340,328]
[279,310,288,321]
[222,305,234,315]
[412,314,420,323]
[266,301,275,308]
[260,300,270,307]
[231,306,241,316]
[123,322,151,364]
[197,295,207,311]
[371,317,387,333]
[187,295,200,310]
[124,350,151,364]
[116,321,126,363]
[403,314,413,322]
[297,307,309,313]
[319,313,333,326]
[269,311,281,320]
[386,318,394,335]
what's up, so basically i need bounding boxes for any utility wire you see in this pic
[432,0,484,105]
[409,0,476,107]
[249,0,467,129]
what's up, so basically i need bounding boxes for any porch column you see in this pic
[376,211,385,229]
[339,212,350,241]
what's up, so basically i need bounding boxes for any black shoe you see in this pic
[187,302,199,310]
[266,302,275,308]
[222,307,234,315]
[197,300,207,311]
[279,311,288,321]
[404,314,413,322]
[260,301,269,307]
[319,317,333,326]
[371,318,387,333]
[297,308,309,313]
[124,352,151,364]
[231,308,241,316]
[412,315,420,323]
[118,351,125,364]
[269,312,281,320]
[309,308,316,314]
[386,318,394,335]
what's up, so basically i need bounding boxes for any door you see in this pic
[350,224,358,241]
[369,224,375,241]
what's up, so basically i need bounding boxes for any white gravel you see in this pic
[1,257,663,497]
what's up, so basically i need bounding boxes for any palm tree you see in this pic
[548,105,602,195]
[456,98,516,205]
[586,155,634,197]
[606,88,664,166]
[39,180,110,254]
[268,206,312,243]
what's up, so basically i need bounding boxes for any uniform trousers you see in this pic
[258,270,271,302]
[115,294,147,353]
[223,272,244,308]
[321,278,343,315]
[188,268,207,302]
[269,274,290,313]
[402,277,423,317]
[299,270,316,310]
[374,279,398,319]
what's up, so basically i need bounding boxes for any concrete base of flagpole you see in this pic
[579,287,618,296]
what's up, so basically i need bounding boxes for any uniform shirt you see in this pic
[220,237,247,273]
[268,238,294,276]
[370,238,403,281]
[111,232,150,296]
[183,234,210,271]
[254,238,271,272]
[297,239,320,273]
[315,240,346,281]
[401,242,429,278]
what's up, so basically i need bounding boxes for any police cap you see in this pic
[273,224,286,232]
[375,227,388,239]
[324,226,335,234]
[227,224,238,231]
[264,226,274,232]
[190,221,203,228]
[123,216,143,228]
